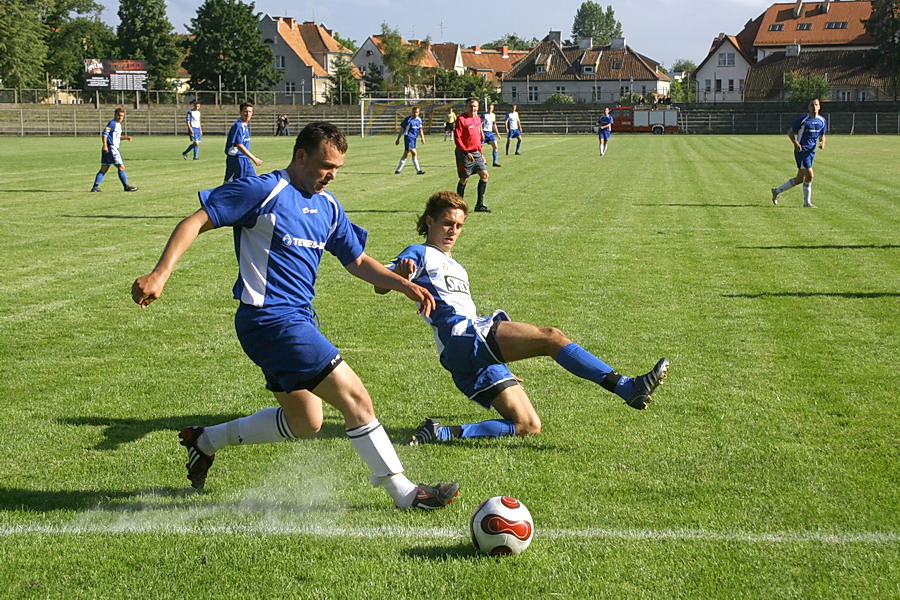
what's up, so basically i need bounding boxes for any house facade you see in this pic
[258,15,358,104]
[695,0,884,102]
[501,32,671,105]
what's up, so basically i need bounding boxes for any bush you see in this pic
[545,93,574,105]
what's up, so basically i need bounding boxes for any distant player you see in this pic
[505,104,523,156]
[481,103,502,167]
[375,191,669,445]
[224,102,263,183]
[596,107,613,156]
[443,107,456,141]
[771,98,827,208]
[90,107,138,192]
[394,106,426,175]
[454,97,491,213]
[182,101,202,160]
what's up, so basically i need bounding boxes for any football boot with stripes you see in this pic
[624,358,670,410]
[178,426,215,489]
[410,482,460,510]
[409,418,442,446]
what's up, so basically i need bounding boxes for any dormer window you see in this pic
[797,23,812,30]
[583,65,594,74]
[612,60,622,70]
[769,24,784,31]
[536,65,546,73]
[825,21,848,29]
[263,38,274,44]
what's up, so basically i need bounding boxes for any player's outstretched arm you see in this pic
[373,258,416,295]
[348,254,434,317]
[132,209,214,308]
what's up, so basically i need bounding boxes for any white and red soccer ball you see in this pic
[470,496,534,555]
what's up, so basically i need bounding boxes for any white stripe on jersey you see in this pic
[238,176,290,306]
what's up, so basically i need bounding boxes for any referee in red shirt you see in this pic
[454,97,491,213]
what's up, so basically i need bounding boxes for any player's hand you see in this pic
[793,141,802,152]
[253,157,263,166]
[404,283,435,318]
[132,272,167,308]
[395,139,400,145]
[394,258,416,280]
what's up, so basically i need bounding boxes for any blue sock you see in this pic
[117,170,128,186]
[93,172,105,186]
[493,149,499,163]
[516,140,522,152]
[193,145,199,159]
[457,419,515,439]
[555,343,634,400]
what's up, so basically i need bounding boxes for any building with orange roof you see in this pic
[695,0,883,102]
[351,35,441,87]
[501,31,671,104]
[258,15,359,105]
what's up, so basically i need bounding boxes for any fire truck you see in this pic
[606,106,680,134]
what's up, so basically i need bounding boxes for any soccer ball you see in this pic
[470,496,534,555]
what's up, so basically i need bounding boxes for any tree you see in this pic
[116,0,182,90]
[432,69,500,102]
[333,33,358,54]
[184,0,280,92]
[379,22,431,88]
[482,33,538,51]
[784,72,830,104]
[571,2,623,46]
[864,0,900,100]
[0,0,48,88]
[670,58,697,75]
[324,56,360,104]
[363,61,388,94]
[545,92,574,104]
[45,17,116,86]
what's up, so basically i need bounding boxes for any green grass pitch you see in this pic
[0,132,897,598]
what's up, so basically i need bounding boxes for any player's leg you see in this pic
[91,164,110,191]
[114,153,137,191]
[182,134,194,159]
[395,147,409,174]
[491,140,501,167]
[411,147,424,174]
[802,166,815,207]
[506,136,511,155]
[457,175,468,197]
[772,159,804,204]
[193,135,200,160]
[475,168,490,212]
[515,133,522,154]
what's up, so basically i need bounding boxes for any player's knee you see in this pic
[288,418,322,438]
[514,415,542,437]
[541,326,571,350]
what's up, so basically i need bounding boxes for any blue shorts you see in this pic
[507,129,522,139]
[439,310,518,409]
[189,128,202,143]
[598,130,611,141]
[235,304,341,393]
[224,155,256,182]
[101,148,123,166]
[483,131,497,144]
[404,136,417,151]
[795,150,815,170]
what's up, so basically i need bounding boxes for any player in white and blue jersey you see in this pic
[394,106,426,175]
[90,108,138,192]
[771,98,827,208]
[505,104,523,156]
[481,104,502,167]
[224,102,263,183]
[132,122,459,510]
[596,107,613,156]
[181,100,202,160]
[376,191,669,445]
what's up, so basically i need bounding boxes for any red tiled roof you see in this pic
[275,18,359,77]
[753,1,873,47]
[367,35,441,68]
[461,48,529,83]
[431,43,461,69]
[743,48,888,99]
[505,39,670,82]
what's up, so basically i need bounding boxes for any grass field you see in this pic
[0,132,898,599]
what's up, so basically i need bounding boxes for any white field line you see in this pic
[1,522,898,545]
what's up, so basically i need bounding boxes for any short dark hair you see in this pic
[416,191,468,237]
[239,101,253,111]
[293,121,348,157]
[114,107,125,116]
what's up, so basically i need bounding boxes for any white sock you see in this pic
[347,419,416,507]
[413,157,420,171]
[396,159,405,171]
[198,407,295,455]
[803,183,812,205]
[777,179,797,194]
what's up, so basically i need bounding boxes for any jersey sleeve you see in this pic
[386,245,426,278]
[790,115,804,132]
[226,122,241,147]
[323,199,367,266]
[198,174,278,229]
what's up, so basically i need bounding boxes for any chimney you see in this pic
[473,45,482,54]
[793,0,803,18]
[786,44,801,57]
[501,45,509,58]
[548,30,561,44]
[579,37,592,49]
[822,0,831,13]
[610,37,625,50]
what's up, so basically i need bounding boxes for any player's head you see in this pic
[290,121,348,193]
[239,102,254,122]
[114,108,125,121]
[488,103,495,112]
[465,97,479,115]
[417,191,468,252]
[412,106,421,117]
[193,100,200,110]
[808,98,821,114]
[603,107,610,115]
[511,104,517,112]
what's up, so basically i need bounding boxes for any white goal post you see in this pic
[359,97,469,137]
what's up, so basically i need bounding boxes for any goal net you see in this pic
[359,98,468,137]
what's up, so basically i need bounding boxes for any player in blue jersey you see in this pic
[181,100,202,160]
[504,104,523,156]
[90,108,138,192]
[596,107,613,156]
[771,98,827,208]
[375,191,669,445]
[224,102,263,183]
[394,106,426,175]
[132,122,459,510]
[481,104,502,167]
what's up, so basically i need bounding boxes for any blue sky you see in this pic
[102,0,777,68]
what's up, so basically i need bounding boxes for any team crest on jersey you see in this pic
[445,275,470,294]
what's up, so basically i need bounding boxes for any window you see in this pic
[739,79,745,91]
[285,81,295,94]
[556,86,566,94]
[825,21,848,29]
[620,86,629,97]
[797,23,812,30]
[839,90,851,102]
[365,50,373,56]
[528,86,538,102]
[583,65,594,74]
[705,79,712,92]
[511,86,518,101]
[536,64,546,73]
[728,80,734,92]
[612,60,622,70]
[768,24,784,31]
[275,55,286,69]
[592,86,601,101]
[715,79,722,92]
[718,52,735,67]
[857,90,866,101]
